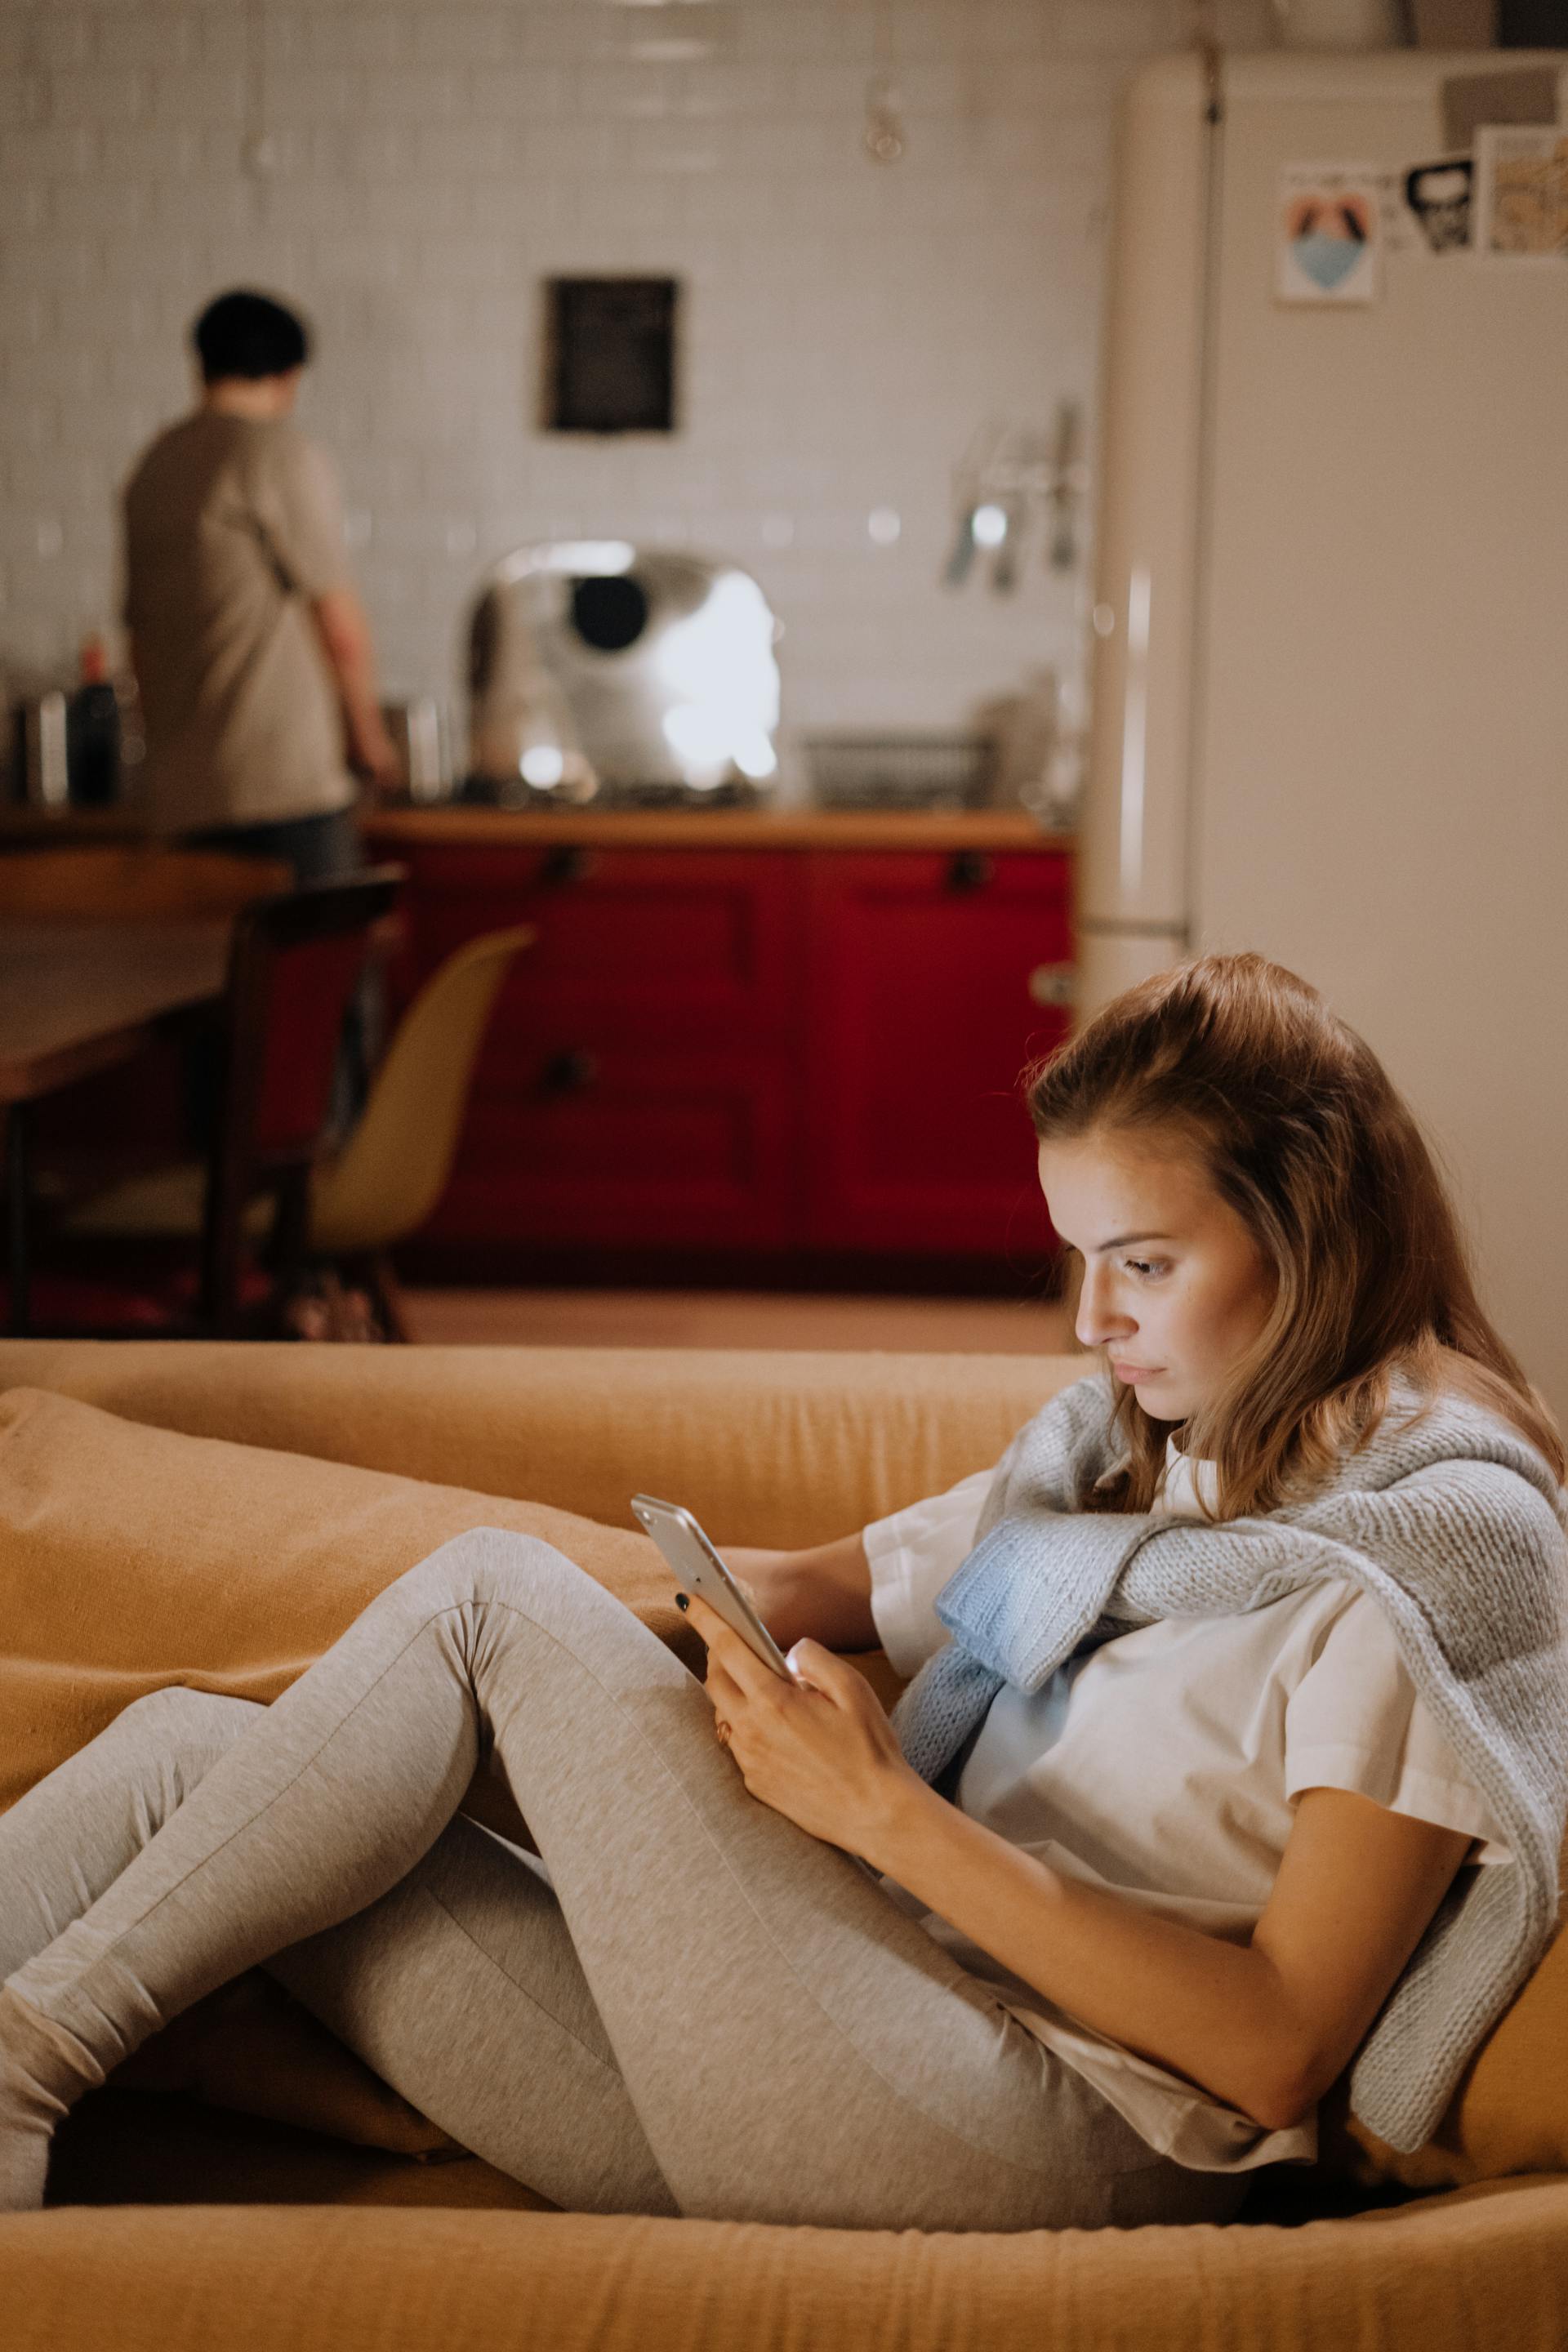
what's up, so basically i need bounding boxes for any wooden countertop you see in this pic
[1,803,1072,856]
[362,805,1071,853]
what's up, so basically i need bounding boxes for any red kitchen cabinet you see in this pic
[442,1045,800,1249]
[392,844,808,1250]
[394,844,806,1050]
[805,850,1070,1257]
[372,819,1071,1273]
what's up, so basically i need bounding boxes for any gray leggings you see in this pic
[1,1531,1244,2231]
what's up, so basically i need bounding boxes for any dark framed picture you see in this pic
[543,277,679,434]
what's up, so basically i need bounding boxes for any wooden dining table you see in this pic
[0,917,233,1332]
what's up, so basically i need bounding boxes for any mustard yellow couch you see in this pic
[1,1339,1565,2352]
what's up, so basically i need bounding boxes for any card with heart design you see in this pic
[1277,165,1382,305]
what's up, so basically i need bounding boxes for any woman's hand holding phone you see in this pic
[686,1591,922,1863]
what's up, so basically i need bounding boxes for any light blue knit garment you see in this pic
[891,1374,1568,2153]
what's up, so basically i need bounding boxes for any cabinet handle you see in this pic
[1027,963,1076,1009]
[540,845,595,889]
[946,851,993,894]
[541,1048,600,1094]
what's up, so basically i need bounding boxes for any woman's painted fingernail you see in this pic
[675,1592,690,1611]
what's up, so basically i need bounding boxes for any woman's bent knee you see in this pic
[397,1528,592,1615]
[389,1530,665,1684]
[109,1686,262,1759]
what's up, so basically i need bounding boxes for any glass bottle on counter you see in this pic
[65,635,122,806]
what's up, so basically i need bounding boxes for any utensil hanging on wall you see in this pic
[863,75,906,163]
[943,408,1089,592]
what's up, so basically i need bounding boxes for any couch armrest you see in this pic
[0,1341,1080,1544]
[7,2177,1568,2352]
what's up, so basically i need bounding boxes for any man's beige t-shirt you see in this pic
[123,412,356,833]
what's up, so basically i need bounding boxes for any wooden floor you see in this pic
[402,1286,1078,1356]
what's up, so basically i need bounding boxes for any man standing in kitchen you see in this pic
[122,287,399,884]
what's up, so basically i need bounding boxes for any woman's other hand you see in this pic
[719,1534,876,1653]
[685,1592,920,1861]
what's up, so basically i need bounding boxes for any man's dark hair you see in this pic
[192,289,310,384]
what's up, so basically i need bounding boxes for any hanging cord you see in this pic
[864,0,906,164]
[18,0,51,127]
[242,0,278,202]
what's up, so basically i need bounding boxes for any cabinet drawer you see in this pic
[431,1044,801,1250]
[395,845,805,1051]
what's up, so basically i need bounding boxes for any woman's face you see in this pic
[1037,1128,1276,1424]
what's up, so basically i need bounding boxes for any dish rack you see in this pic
[804,733,996,811]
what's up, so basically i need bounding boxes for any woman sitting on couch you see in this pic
[3,954,1565,2231]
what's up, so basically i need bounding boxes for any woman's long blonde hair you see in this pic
[1027,953,1564,1517]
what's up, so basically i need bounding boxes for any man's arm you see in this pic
[310,586,399,793]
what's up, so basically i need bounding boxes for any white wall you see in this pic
[0,0,1270,741]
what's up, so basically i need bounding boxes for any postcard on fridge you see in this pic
[1276,166,1381,304]
[1401,159,1474,255]
[1472,126,1568,261]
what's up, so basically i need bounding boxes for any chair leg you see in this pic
[3,1104,32,1336]
[280,1253,405,1343]
[368,1252,412,1343]
[198,1169,245,1337]
[270,1169,311,1303]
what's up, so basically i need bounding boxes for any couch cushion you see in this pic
[0,1383,701,1817]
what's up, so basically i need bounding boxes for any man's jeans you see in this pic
[183,805,376,1145]
[184,807,363,890]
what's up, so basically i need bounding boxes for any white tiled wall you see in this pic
[0,0,1272,748]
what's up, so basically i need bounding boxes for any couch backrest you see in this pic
[0,1341,1082,1544]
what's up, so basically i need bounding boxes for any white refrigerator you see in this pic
[1080,47,1568,1420]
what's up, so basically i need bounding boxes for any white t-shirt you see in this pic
[863,1442,1512,2172]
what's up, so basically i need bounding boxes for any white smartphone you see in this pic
[630,1494,792,1678]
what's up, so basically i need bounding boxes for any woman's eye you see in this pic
[1124,1258,1169,1280]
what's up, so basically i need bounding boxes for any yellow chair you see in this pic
[60,924,534,1339]
[306,924,536,1334]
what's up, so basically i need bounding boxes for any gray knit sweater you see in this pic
[890,1374,1568,2152]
